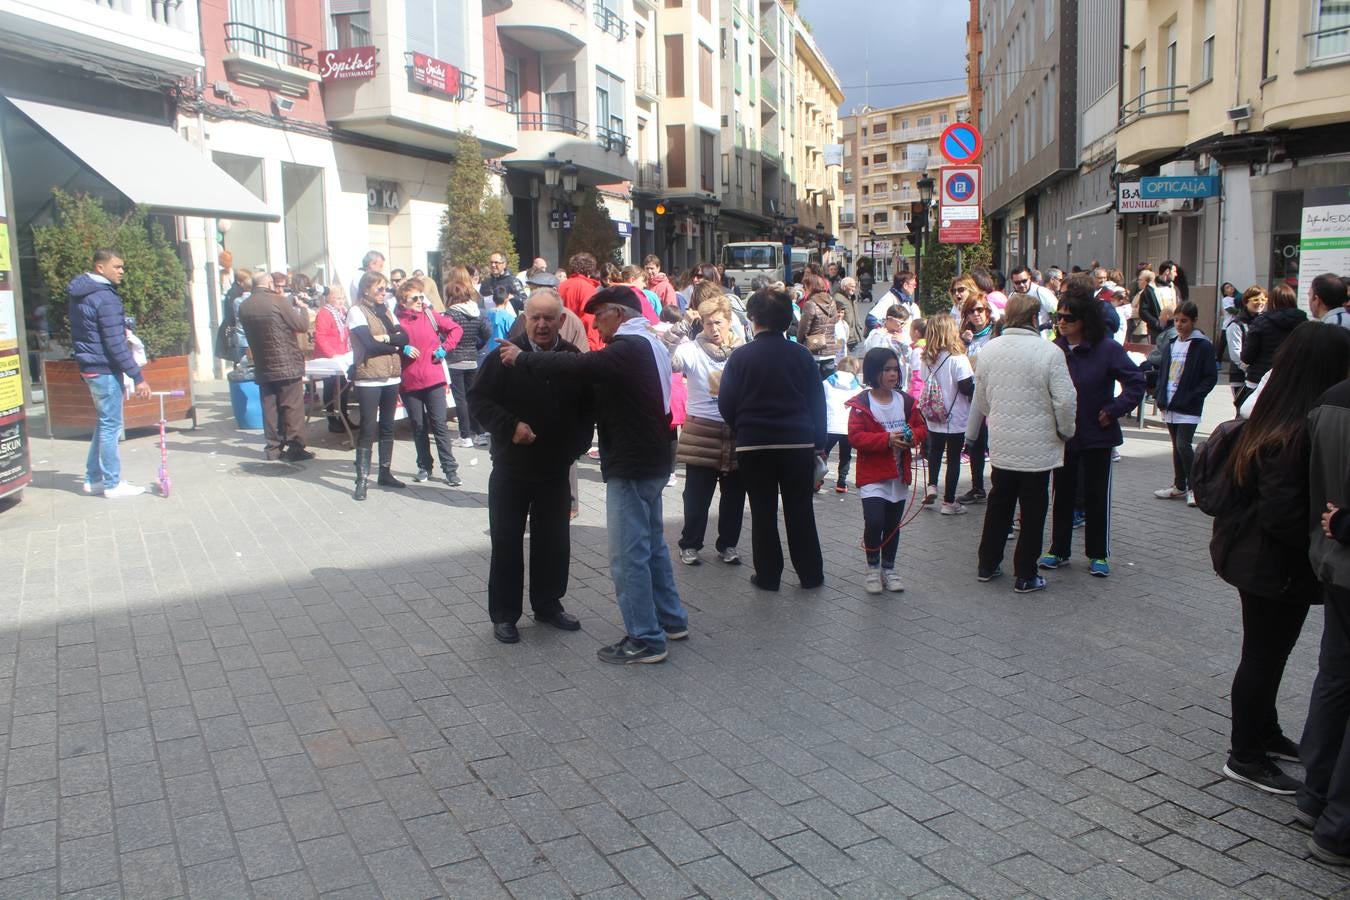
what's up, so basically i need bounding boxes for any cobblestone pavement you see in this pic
[2,385,1347,899]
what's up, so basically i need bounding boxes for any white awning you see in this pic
[7,98,278,222]
[1066,202,1114,222]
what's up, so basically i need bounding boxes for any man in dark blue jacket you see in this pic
[68,249,152,498]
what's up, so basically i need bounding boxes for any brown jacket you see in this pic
[676,414,736,472]
[797,293,839,358]
[351,300,404,382]
[238,288,308,382]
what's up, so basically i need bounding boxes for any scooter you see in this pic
[151,391,185,497]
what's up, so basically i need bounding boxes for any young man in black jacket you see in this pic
[500,286,689,664]
[470,289,594,645]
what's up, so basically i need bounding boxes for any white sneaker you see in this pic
[1187,490,1197,507]
[882,569,905,592]
[940,501,967,516]
[679,548,701,566]
[457,437,474,448]
[667,473,678,487]
[1111,448,1122,462]
[864,567,883,594]
[103,482,146,499]
[1154,486,1185,499]
[82,481,104,495]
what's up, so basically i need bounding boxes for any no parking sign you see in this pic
[939,165,982,245]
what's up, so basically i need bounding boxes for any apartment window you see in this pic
[229,0,288,60]
[900,118,908,129]
[698,0,711,21]
[1044,0,1054,37]
[1310,0,1350,63]
[1043,75,1054,147]
[406,0,468,69]
[666,125,687,187]
[1197,0,1216,82]
[939,112,948,124]
[701,131,715,193]
[664,35,684,97]
[595,68,625,141]
[872,151,887,164]
[750,163,757,194]
[329,1,370,49]
[1165,22,1179,107]
[1024,96,1034,162]
[504,55,522,112]
[665,0,681,6]
[736,155,743,188]
[543,64,577,123]
[699,43,714,105]
[873,212,889,225]
[916,115,932,127]
[872,119,888,137]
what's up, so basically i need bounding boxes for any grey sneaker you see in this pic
[718,547,741,565]
[596,637,667,665]
[1222,756,1300,795]
[679,548,701,566]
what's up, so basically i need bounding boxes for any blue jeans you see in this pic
[606,476,688,650]
[84,373,124,488]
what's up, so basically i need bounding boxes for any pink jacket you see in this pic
[396,306,463,391]
[647,273,681,312]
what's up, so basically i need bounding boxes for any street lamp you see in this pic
[814,222,826,258]
[560,160,579,194]
[915,174,936,298]
[543,152,561,188]
[702,195,721,261]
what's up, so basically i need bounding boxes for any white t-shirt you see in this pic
[860,391,909,502]
[920,351,974,433]
[833,319,850,362]
[346,305,402,387]
[1162,337,1200,425]
[823,372,860,435]
[670,340,727,421]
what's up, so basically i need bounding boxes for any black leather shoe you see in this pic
[536,610,581,631]
[750,574,780,592]
[493,623,520,644]
[282,445,315,462]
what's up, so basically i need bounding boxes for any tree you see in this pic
[565,187,623,268]
[916,219,994,315]
[439,132,517,273]
[33,190,189,358]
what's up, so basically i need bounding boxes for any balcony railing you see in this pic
[594,3,628,40]
[88,0,193,30]
[517,111,589,137]
[595,124,630,154]
[224,20,315,69]
[484,83,516,112]
[866,191,890,203]
[1306,23,1350,65]
[760,74,778,108]
[635,160,662,191]
[636,64,659,99]
[557,0,584,8]
[1119,85,1188,126]
[761,134,780,166]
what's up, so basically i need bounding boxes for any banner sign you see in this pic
[410,52,462,98]
[1297,185,1350,312]
[319,46,379,83]
[1117,181,1164,213]
[0,124,30,501]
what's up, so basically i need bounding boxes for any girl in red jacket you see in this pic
[846,347,928,594]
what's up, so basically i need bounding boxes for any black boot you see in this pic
[328,416,346,434]
[353,448,371,501]
[376,438,405,488]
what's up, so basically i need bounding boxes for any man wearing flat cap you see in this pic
[500,285,689,665]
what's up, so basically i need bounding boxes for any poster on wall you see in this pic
[0,131,31,501]
[1297,185,1350,311]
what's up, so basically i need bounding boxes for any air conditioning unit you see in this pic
[1227,104,1252,122]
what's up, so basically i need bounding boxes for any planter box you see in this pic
[43,356,196,437]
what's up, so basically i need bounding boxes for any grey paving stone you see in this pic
[235,822,303,881]
[433,858,512,900]
[772,829,866,888]
[681,854,773,898]
[608,845,698,900]
[184,857,251,900]
[120,844,183,900]
[297,834,369,894]
[0,821,57,879]
[59,833,118,893]
[1145,833,1256,886]
[538,835,622,895]
[175,810,235,866]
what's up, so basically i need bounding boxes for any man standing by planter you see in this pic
[68,248,151,498]
[238,277,314,462]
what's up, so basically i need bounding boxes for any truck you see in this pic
[719,242,785,294]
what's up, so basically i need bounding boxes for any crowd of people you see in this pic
[69,242,1350,861]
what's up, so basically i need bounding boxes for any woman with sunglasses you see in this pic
[348,271,410,500]
[395,278,465,486]
[957,279,996,504]
[1039,276,1145,577]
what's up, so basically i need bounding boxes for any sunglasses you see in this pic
[1055,312,1080,323]
[970,306,989,314]
[1012,279,1031,288]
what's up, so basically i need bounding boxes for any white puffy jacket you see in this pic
[965,327,1077,472]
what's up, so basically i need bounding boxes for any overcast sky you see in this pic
[795,0,971,114]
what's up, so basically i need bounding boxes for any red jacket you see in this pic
[396,306,463,391]
[559,274,603,350]
[647,272,680,312]
[312,304,350,358]
[845,389,928,488]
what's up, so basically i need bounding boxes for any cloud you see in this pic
[795,0,970,112]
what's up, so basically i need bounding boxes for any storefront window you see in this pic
[282,163,328,283]
[1270,190,1303,291]
[213,153,268,273]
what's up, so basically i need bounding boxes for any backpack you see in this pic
[1190,418,1248,517]
[919,354,953,423]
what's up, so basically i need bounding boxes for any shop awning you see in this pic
[1066,202,1114,222]
[7,98,278,222]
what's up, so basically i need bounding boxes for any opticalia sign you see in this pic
[319,46,379,83]
[410,52,462,98]
[1138,175,1219,199]
[1117,182,1163,214]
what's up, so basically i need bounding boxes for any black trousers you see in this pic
[824,435,852,487]
[1301,586,1350,850]
[965,423,988,493]
[355,384,399,467]
[402,385,458,477]
[977,467,1051,580]
[1231,590,1310,762]
[1049,448,1112,560]
[487,466,571,624]
[926,431,964,503]
[321,376,350,420]
[1167,422,1198,491]
[862,497,904,568]
[738,448,824,589]
[447,367,478,438]
[679,465,746,552]
[257,378,305,454]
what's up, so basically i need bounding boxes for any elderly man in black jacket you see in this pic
[470,289,594,645]
[500,286,689,665]
[238,282,313,462]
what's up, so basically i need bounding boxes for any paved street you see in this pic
[1,385,1346,899]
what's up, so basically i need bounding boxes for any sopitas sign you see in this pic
[319,46,379,83]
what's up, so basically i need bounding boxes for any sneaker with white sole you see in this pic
[103,482,146,499]
[596,636,667,664]
[1186,490,1197,507]
[473,433,490,447]
[1222,755,1300,795]
[457,437,474,449]
[940,501,967,516]
[679,548,701,566]
[718,547,741,565]
[882,569,904,592]
[922,485,938,506]
[864,568,883,594]
[1154,486,1186,499]
[82,481,105,495]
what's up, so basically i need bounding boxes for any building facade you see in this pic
[791,15,843,256]
[1117,0,1350,307]
[839,93,969,280]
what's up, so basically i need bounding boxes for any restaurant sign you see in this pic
[409,52,462,98]
[319,46,379,83]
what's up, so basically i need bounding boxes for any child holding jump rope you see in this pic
[846,347,929,594]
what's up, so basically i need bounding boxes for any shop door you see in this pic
[1146,224,1168,270]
